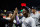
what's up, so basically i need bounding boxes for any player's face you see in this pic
[22,9,27,15]
[9,13,12,17]
[22,9,26,15]
[32,9,36,13]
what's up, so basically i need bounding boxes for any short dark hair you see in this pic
[22,6,29,13]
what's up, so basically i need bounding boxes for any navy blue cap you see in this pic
[32,7,36,9]
[22,6,29,13]
[6,11,12,14]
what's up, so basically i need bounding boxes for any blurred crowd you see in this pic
[0,6,40,27]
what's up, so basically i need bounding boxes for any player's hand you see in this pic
[14,7,18,14]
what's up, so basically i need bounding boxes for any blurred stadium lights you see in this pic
[21,3,26,7]
[3,15,6,18]
[21,3,26,9]
[4,10,7,12]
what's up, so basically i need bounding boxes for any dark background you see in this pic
[0,0,40,11]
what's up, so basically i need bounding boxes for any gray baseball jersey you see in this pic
[19,17,36,27]
[30,11,40,25]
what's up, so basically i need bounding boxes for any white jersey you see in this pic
[4,17,11,27]
[30,12,40,25]
[4,17,11,20]
[19,17,36,27]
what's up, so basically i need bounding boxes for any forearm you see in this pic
[10,13,16,22]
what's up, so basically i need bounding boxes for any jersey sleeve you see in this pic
[13,19,16,23]
[19,18,22,23]
[19,17,25,23]
[31,18,36,27]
